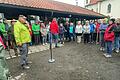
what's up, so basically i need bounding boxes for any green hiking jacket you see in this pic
[32,24,40,35]
[0,22,7,36]
[14,21,31,45]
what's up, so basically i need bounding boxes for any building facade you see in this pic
[85,0,120,18]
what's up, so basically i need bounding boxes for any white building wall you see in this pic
[86,4,98,12]
[100,0,120,18]
[85,0,120,18]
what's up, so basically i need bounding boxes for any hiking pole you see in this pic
[96,32,98,44]
[48,32,55,63]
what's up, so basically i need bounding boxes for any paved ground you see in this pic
[7,42,120,80]
[5,43,63,59]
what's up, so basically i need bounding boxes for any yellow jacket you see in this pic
[14,21,31,45]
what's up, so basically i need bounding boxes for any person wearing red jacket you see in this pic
[95,21,100,44]
[104,19,116,58]
[0,36,6,48]
[50,18,59,47]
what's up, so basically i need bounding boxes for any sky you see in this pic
[54,0,85,7]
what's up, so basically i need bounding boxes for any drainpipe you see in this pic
[51,11,54,18]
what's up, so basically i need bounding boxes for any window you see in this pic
[86,0,88,4]
[107,4,111,13]
[75,0,78,6]
[76,2,78,6]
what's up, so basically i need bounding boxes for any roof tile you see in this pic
[0,0,104,17]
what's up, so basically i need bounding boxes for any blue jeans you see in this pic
[114,36,120,50]
[100,32,105,48]
[47,32,50,43]
[59,34,64,43]
[90,32,94,42]
[50,33,58,47]
[19,43,28,65]
[69,33,75,41]
[42,36,47,44]
[65,32,70,41]
[105,41,112,55]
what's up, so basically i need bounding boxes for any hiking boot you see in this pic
[100,47,103,51]
[102,48,105,51]
[105,54,112,58]
[15,52,19,57]
[27,61,32,64]
[103,53,107,56]
[115,49,119,53]
[22,65,30,69]
[55,46,60,48]
[96,42,99,45]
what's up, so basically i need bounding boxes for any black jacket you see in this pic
[114,24,120,37]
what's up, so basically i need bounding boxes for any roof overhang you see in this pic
[0,1,106,19]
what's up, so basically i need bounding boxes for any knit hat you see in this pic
[110,18,115,23]
[19,15,27,19]
[11,19,17,23]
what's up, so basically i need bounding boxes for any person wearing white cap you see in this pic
[75,21,83,43]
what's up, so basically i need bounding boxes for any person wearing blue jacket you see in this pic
[90,20,95,43]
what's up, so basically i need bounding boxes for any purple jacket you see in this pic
[99,23,108,32]
[59,26,65,34]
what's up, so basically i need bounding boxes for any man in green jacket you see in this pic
[32,21,40,45]
[14,15,31,69]
[8,19,18,56]
[0,18,9,50]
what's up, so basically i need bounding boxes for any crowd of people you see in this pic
[0,15,120,70]
[0,15,119,55]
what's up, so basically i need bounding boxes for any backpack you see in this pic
[0,43,9,80]
[104,25,114,42]
[114,25,120,32]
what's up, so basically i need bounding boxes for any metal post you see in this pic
[48,32,55,63]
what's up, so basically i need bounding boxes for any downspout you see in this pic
[51,11,54,18]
